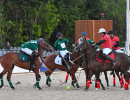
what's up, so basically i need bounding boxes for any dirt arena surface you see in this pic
[0,70,129,100]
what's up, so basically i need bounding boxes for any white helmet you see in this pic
[98,28,106,33]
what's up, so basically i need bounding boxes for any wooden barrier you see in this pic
[75,20,113,49]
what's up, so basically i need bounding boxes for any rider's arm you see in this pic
[54,41,58,50]
[96,39,106,45]
[87,39,94,45]
[113,41,120,47]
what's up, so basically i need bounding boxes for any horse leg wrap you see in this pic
[120,80,123,87]
[71,80,74,86]
[36,78,40,88]
[124,81,129,90]
[65,73,69,82]
[47,76,51,82]
[106,80,109,87]
[8,80,14,88]
[46,78,49,85]
[99,80,104,88]
[121,75,124,83]
[113,77,116,86]
[96,80,100,89]
[0,78,4,87]
[87,80,90,88]
[76,82,79,88]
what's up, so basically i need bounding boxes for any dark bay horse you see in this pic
[0,40,53,90]
[44,51,80,88]
[75,40,130,91]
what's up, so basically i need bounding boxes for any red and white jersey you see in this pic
[77,37,89,44]
[111,36,120,50]
[101,34,111,49]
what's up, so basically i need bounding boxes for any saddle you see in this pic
[18,51,30,62]
[55,52,71,66]
[96,50,115,63]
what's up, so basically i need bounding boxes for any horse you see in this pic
[75,40,130,91]
[0,40,54,90]
[44,50,81,88]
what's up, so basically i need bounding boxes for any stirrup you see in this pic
[67,65,72,70]
[30,65,36,69]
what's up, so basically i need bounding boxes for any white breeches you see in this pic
[21,48,33,55]
[59,50,69,57]
[102,48,112,55]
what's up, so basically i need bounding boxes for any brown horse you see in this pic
[44,51,81,88]
[0,40,53,90]
[75,40,130,91]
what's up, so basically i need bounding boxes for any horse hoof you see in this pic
[11,87,15,89]
[120,86,123,88]
[0,85,3,88]
[113,84,116,87]
[84,88,89,91]
[102,87,106,90]
[39,87,42,90]
[48,82,51,87]
[95,88,99,91]
[64,80,67,83]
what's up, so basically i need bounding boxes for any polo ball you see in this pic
[66,86,71,90]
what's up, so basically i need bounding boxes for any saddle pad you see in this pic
[55,55,62,65]
[97,52,115,63]
[18,53,29,62]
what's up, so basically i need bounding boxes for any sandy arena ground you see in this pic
[0,70,129,100]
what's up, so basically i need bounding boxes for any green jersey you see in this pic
[21,40,38,50]
[54,38,70,51]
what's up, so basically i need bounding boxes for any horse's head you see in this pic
[74,39,90,53]
[38,38,54,52]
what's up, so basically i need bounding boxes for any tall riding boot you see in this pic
[64,58,72,70]
[102,54,117,68]
[30,53,36,69]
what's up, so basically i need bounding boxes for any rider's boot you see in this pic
[30,51,36,69]
[64,59,72,70]
[102,54,117,68]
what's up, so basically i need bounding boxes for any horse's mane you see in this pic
[82,40,97,56]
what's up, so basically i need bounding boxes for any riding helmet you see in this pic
[107,30,113,34]
[37,38,45,44]
[98,28,106,33]
[81,32,87,36]
[56,32,63,37]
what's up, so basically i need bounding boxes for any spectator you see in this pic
[6,42,12,50]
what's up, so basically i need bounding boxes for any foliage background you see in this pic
[0,0,126,47]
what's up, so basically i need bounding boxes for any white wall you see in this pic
[0,64,30,73]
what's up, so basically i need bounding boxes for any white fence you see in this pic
[0,47,58,73]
